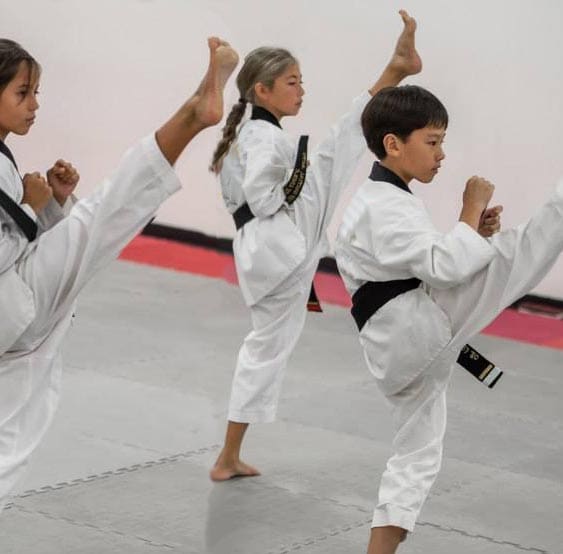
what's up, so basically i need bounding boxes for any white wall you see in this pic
[4,0,563,298]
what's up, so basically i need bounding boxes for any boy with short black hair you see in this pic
[335,83,563,553]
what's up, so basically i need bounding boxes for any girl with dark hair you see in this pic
[210,11,423,482]
[0,37,238,510]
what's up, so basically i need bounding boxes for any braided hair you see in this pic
[209,46,297,173]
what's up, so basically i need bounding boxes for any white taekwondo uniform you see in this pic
[335,162,563,532]
[0,135,181,509]
[219,92,370,423]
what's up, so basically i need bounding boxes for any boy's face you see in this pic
[393,125,446,184]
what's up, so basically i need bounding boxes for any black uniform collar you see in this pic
[369,162,411,194]
[0,140,18,170]
[251,105,282,129]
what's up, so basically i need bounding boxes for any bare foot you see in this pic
[388,10,422,78]
[210,459,261,482]
[193,36,239,128]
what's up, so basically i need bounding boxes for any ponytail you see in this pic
[209,46,297,174]
[209,98,247,173]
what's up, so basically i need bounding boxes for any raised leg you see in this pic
[432,180,563,346]
[156,37,238,165]
[13,38,239,346]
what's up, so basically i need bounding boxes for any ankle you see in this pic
[215,451,240,466]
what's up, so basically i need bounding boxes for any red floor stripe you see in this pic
[120,235,238,285]
[120,235,563,351]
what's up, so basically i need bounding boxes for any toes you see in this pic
[207,36,221,51]
[399,9,416,32]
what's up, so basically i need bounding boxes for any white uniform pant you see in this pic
[293,92,370,256]
[229,94,370,424]
[372,181,563,532]
[0,135,180,511]
[228,254,319,423]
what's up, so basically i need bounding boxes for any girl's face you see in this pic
[0,61,40,141]
[255,63,304,120]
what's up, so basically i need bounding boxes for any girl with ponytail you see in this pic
[210,11,423,481]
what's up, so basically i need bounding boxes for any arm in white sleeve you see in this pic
[240,128,288,218]
[0,221,29,274]
[377,213,496,289]
[0,168,32,273]
[36,194,77,233]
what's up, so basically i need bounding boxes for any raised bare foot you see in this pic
[194,36,239,128]
[388,10,422,79]
[209,459,261,482]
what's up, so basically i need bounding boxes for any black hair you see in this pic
[0,39,41,93]
[362,85,448,159]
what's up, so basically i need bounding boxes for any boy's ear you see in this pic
[382,133,402,158]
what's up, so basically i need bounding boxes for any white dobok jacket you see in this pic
[335,163,497,395]
[220,93,370,306]
[0,150,72,356]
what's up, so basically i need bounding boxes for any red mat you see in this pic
[120,235,563,351]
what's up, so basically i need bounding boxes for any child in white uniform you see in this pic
[209,11,424,481]
[335,84,563,553]
[0,37,239,511]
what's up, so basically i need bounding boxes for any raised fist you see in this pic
[463,176,495,212]
[22,172,53,214]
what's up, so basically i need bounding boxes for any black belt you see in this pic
[233,202,254,231]
[351,278,421,332]
[283,135,308,204]
[233,135,321,312]
[0,141,37,242]
[351,279,503,389]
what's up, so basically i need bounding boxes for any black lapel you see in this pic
[369,162,412,194]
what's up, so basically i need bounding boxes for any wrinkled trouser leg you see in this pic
[0,324,68,513]
[293,93,369,253]
[15,136,180,347]
[228,258,318,423]
[0,136,180,510]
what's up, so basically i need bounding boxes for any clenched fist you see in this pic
[47,159,80,206]
[459,176,497,232]
[22,172,53,215]
[463,176,495,212]
[478,205,503,238]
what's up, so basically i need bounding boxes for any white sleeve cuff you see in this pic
[20,203,37,222]
[453,221,496,266]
